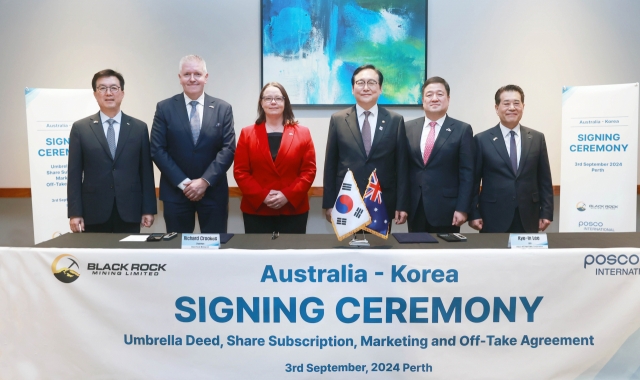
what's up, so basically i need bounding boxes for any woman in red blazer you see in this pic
[234,82,316,233]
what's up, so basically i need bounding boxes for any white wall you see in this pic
[1,0,639,188]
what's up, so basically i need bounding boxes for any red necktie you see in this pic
[423,121,437,165]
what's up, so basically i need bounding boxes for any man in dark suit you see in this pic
[151,55,235,233]
[323,64,409,225]
[469,85,553,233]
[67,69,156,233]
[405,77,474,233]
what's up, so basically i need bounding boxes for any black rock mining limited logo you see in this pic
[51,254,80,283]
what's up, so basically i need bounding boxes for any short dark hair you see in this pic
[351,64,384,87]
[495,84,524,105]
[421,76,450,96]
[255,82,298,126]
[91,69,125,92]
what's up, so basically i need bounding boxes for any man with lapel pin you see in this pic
[151,55,236,233]
[67,69,156,233]
[405,77,474,233]
[469,85,553,233]
[323,64,409,226]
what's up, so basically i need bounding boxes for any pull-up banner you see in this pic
[1,248,640,379]
[559,83,639,232]
[25,88,96,244]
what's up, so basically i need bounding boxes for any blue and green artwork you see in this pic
[262,0,427,105]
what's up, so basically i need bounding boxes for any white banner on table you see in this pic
[559,83,639,232]
[1,247,640,379]
[25,88,96,243]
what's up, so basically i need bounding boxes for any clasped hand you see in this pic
[183,178,208,201]
[264,190,288,209]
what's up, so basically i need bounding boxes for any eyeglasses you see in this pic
[355,80,378,88]
[96,85,121,94]
[262,96,285,103]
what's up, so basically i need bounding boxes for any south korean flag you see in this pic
[331,170,371,241]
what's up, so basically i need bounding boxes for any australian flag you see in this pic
[362,170,389,239]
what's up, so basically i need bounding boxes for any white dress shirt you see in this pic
[184,92,205,129]
[420,114,447,157]
[500,123,522,169]
[355,103,378,146]
[99,111,122,145]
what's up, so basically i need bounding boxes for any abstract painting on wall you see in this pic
[262,0,427,105]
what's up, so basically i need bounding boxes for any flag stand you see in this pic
[348,230,370,247]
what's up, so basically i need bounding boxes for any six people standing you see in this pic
[68,62,553,234]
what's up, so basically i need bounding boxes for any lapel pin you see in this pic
[209,105,214,108]
[446,128,451,132]
[93,121,98,124]
[379,127,383,131]
[528,135,532,139]
[289,132,293,136]
[493,137,498,141]
[127,122,130,125]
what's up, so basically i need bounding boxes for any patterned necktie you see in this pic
[189,100,200,144]
[423,121,437,165]
[509,130,518,174]
[362,110,372,156]
[106,119,116,159]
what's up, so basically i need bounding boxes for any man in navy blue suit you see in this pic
[469,85,553,233]
[68,69,156,233]
[151,55,236,233]
[404,77,474,233]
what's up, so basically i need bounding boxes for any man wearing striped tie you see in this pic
[151,55,236,233]
[68,69,156,233]
[404,77,475,233]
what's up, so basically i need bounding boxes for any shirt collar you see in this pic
[424,114,447,128]
[100,111,122,124]
[184,92,205,106]
[500,123,521,137]
[355,103,378,118]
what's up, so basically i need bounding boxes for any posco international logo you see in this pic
[576,202,586,211]
[583,254,640,274]
[578,221,613,232]
[51,254,80,283]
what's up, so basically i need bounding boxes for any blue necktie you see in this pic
[106,119,116,159]
[509,130,517,174]
[189,100,200,144]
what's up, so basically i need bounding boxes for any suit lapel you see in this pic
[489,124,514,175]
[113,113,132,163]
[175,94,195,147]
[89,112,113,160]
[427,116,454,167]
[199,95,216,146]
[274,124,295,173]
[345,106,367,158]
[407,117,425,167]
[369,106,390,160]
[256,123,277,170]
[517,125,533,177]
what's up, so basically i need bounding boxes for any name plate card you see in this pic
[508,233,548,249]
[181,234,220,249]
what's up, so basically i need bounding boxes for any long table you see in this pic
[34,231,640,249]
[1,233,638,378]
